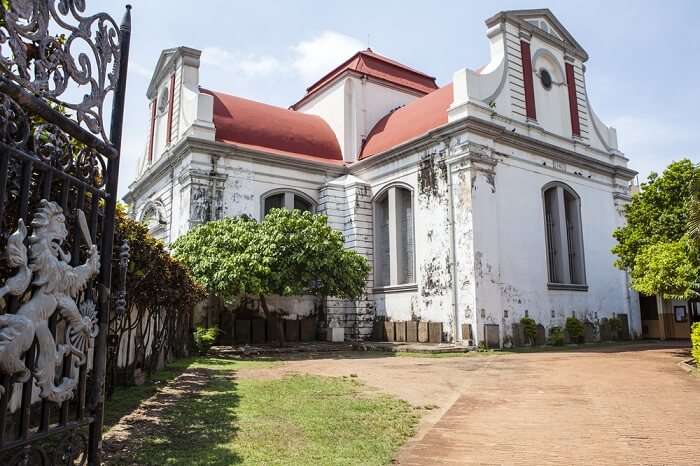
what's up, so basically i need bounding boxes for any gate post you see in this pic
[88,5,132,465]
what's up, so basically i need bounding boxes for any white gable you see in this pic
[525,17,563,41]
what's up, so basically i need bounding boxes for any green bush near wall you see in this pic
[520,317,537,345]
[565,317,585,344]
[691,323,700,366]
[193,326,221,355]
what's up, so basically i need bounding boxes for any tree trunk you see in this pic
[260,295,285,346]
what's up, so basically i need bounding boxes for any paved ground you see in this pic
[275,342,698,466]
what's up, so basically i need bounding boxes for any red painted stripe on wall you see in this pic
[565,63,581,137]
[147,99,156,162]
[166,73,175,144]
[520,40,536,120]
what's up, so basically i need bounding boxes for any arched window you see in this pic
[262,189,315,218]
[140,200,168,241]
[543,183,586,288]
[374,185,415,287]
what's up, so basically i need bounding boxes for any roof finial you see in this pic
[367,33,371,52]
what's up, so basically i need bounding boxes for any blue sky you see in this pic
[94,1,699,197]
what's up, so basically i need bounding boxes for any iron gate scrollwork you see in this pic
[0,1,130,464]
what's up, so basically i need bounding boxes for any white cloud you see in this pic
[201,46,286,78]
[290,31,364,85]
[198,31,364,90]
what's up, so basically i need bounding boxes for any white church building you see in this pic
[124,9,641,345]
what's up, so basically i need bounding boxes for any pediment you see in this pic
[146,48,178,99]
[487,9,588,61]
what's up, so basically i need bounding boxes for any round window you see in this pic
[540,69,552,90]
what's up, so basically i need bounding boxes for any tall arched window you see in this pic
[140,200,168,242]
[261,189,315,218]
[543,183,586,288]
[374,185,415,287]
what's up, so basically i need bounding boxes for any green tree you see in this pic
[172,209,370,342]
[612,159,699,299]
[689,164,700,246]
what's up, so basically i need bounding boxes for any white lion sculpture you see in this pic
[0,199,100,402]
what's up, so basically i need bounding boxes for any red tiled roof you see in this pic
[359,83,454,159]
[292,49,438,109]
[202,88,343,163]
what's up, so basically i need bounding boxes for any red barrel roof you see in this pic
[202,88,343,163]
[360,83,453,159]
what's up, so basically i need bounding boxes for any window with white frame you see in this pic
[374,186,415,287]
[262,190,314,217]
[543,183,586,288]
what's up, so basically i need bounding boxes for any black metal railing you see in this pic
[0,1,130,464]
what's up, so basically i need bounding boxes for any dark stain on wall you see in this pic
[418,156,447,203]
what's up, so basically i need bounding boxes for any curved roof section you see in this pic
[292,49,438,109]
[202,88,343,162]
[359,83,453,159]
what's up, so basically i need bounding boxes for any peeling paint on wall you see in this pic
[416,152,453,328]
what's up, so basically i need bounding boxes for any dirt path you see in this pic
[394,345,699,465]
[102,368,211,465]
[102,343,698,465]
[258,344,698,465]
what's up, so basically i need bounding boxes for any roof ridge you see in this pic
[292,49,437,110]
[359,49,436,80]
[304,51,364,94]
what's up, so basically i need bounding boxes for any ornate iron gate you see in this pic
[0,1,130,464]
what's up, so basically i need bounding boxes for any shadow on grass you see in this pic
[104,364,243,465]
[104,365,189,432]
[133,372,243,465]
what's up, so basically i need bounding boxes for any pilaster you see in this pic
[319,175,375,341]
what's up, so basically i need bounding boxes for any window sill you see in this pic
[373,284,418,294]
[547,282,588,292]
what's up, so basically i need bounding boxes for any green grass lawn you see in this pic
[105,357,418,465]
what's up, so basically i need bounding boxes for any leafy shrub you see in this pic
[565,317,585,343]
[520,316,537,345]
[608,315,623,338]
[691,323,700,366]
[193,326,220,355]
[609,316,623,331]
[548,327,565,346]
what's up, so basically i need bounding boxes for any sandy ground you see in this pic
[269,343,698,465]
[104,342,698,465]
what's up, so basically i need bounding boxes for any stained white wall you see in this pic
[469,143,639,342]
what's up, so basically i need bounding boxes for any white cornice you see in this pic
[123,137,348,203]
[350,115,636,181]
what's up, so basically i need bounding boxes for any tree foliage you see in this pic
[107,206,205,390]
[172,209,370,307]
[612,159,699,299]
[114,205,205,312]
[629,239,698,298]
[690,164,700,247]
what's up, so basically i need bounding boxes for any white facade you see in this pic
[124,9,640,344]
